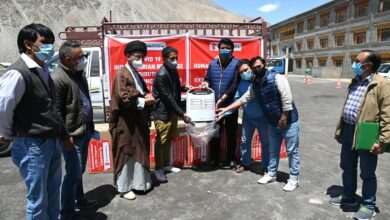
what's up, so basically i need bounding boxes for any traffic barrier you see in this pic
[336,80,342,89]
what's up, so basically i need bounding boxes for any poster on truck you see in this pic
[188,36,263,87]
[105,34,263,94]
[105,34,187,94]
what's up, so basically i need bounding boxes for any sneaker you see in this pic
[283,179,299,192]
[329,195,358,206]
[229,161,237,169]
[235,165,250,173]
[257,173,276,184]
[75,198,98,209]
[163,166,181,173]
[352,205,376,220]
[155,169,167,182]
[122,191,136,200]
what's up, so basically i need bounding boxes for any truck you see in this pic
[0,17,267,157]
[266,56,293,74]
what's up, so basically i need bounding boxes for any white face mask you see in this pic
[132,59,143,69]
[75,57,87,71]
[170,59,178,66]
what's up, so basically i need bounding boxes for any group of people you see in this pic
[0,23,388,220]
[0,24,98,220]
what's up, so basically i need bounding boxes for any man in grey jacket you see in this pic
[51,40,97,220]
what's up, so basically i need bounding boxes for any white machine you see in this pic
[186,87,215,122]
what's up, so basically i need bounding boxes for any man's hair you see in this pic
[362,50,381,72]
[17,23,54,54]
[59,40,81,60]
[250,56,266,67]
[218,38,234,50]
[237,59,250,72]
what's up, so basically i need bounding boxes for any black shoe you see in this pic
[75,198,98,209]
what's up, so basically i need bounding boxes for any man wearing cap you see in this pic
[109,40,155,200]
[200,38,240,168]
[152,46,192,182]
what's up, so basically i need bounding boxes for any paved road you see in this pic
[1,75,389,220]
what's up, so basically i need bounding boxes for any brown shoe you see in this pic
[235,165,249,173]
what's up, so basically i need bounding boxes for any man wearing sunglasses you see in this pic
[331,50,390,220]
[51,40,97,220]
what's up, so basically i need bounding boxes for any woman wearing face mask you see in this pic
[109,40,155,200]
[152,46,192,182]
[229,59,270,173]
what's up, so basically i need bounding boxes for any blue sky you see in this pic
[213,0,331,25]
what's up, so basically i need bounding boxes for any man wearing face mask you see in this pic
[152,46,192,182]
[51,40,97,219]
[330,50,390,220]
[217,56,300,192]
[109,40,155,201]
[201,38,240,168]
[0,24,66,219]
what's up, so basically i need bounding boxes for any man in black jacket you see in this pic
[152,46,191,182]
[51,41,97,220]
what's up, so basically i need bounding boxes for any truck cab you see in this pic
[266,57,285,74]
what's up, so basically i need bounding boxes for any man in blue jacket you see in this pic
[201,38,240,168]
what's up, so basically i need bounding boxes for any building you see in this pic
[269,0,390,78]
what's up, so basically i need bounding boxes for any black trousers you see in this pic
[209,110,238,164]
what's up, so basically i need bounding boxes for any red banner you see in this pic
[106,35,263,93]
[189,36,262,87]
[106,35,187,93]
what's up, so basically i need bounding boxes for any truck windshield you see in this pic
[267,59,282,67]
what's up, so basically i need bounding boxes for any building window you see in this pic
[355,0,369,18]
[333,59,343,67]
[308,17,316,31]
[280,27,295,41]
[272,32,278,40]
[306,58,313,68]
[354,32,366,44]
[272,45,278,56]
[335,34,345,47]
[336,7,347,23]
[378,27,390,42]
[379,0,390,12]
[296,41,302,51]
[320,37,328,49]
[318,59,327,67]
[297,22,304,33]
[320,13,330,27]
[296,60,302,69]
[307,38,314,50]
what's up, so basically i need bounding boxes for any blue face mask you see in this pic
[352,62,365,75]
[219,48,231,60]
[34,44,54,63]
[240,70,253,81]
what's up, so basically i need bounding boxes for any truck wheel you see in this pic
[0,141,12,157]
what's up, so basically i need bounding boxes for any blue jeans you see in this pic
[340,124,377,210]
[267,121,300,181]
[11,137,62,220]
[241,114,269,168]
[60,130,92,218]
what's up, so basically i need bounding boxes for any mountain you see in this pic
[0,0,245,61]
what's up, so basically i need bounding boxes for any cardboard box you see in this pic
[87,139,113,173]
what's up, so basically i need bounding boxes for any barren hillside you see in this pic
[0,0,244,61]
